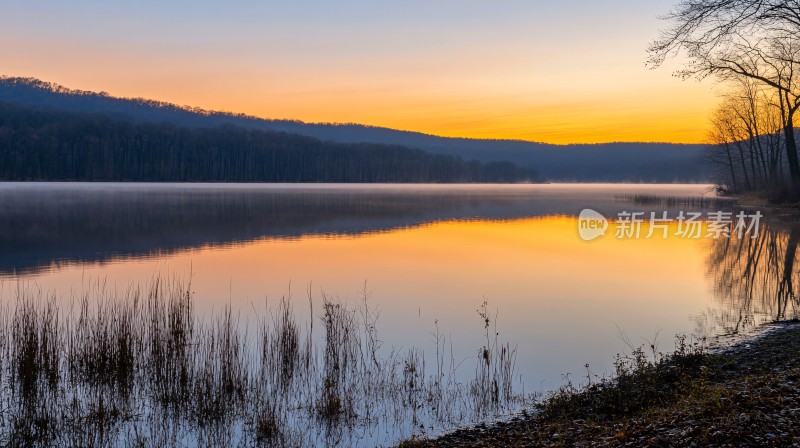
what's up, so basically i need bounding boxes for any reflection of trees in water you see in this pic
[706,222,800,335]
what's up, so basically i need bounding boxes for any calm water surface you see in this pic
[0,182,796,443]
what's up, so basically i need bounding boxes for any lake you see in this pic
[0,182,794,445]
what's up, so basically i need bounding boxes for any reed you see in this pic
[0,278,525,447]
[615,194,737,209]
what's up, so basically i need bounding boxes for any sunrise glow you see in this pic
[0,0,718,144]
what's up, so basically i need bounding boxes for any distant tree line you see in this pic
[649,0,800,195]
[0,102,537,183]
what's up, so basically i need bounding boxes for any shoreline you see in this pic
[400,320,800,447]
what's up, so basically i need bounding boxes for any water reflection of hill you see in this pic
[0,183,716,276]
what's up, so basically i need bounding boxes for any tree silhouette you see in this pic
[649,1,800,185]
[708,78,786,192]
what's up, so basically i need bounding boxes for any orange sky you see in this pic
[0,0,719,144]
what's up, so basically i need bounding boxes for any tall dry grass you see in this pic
[0,278,525,447]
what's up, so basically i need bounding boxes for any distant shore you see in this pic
[730,189,800,210]
[400,321,800,447]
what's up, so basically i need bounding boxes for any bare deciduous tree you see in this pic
[649,1,800,185]
[708,79,785,192]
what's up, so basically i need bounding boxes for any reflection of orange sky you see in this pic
[7,215,716,388]
[17,216,712,315]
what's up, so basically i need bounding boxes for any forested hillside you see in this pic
[0,102,537,182]
[0,77,711,182]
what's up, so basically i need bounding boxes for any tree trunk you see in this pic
[783,118,800,187]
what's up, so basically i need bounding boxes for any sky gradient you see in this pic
[0,0,719,144]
